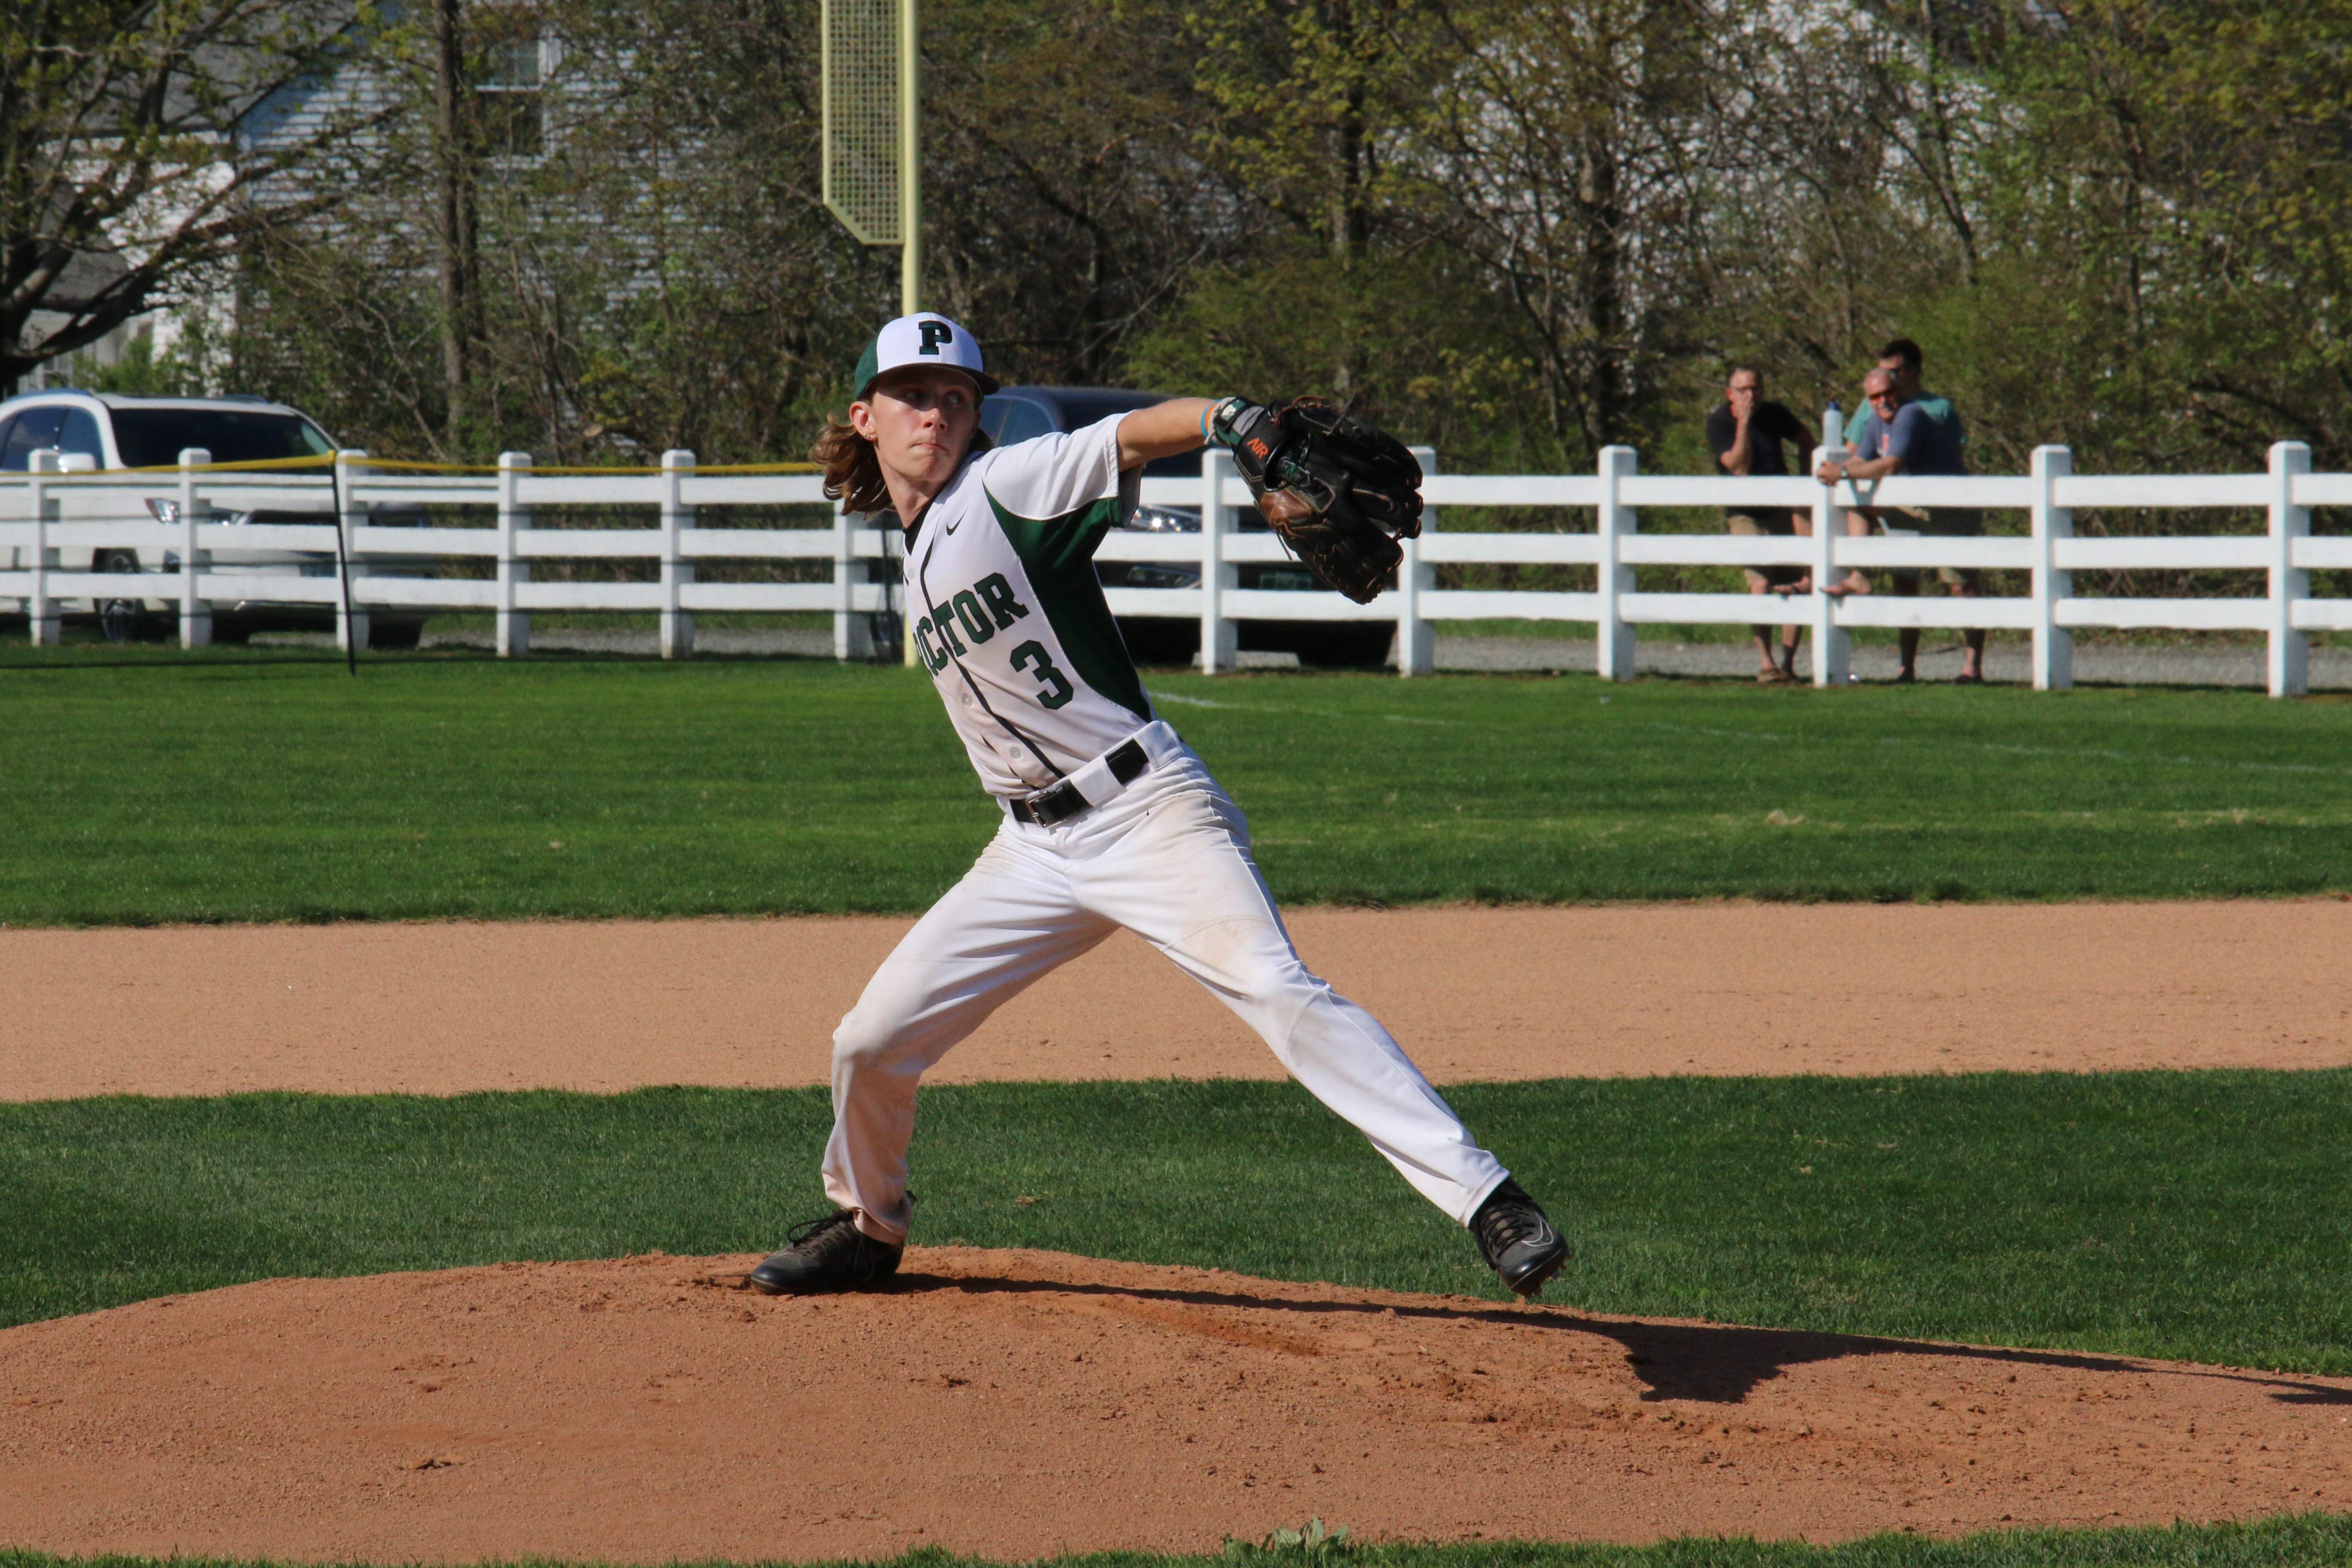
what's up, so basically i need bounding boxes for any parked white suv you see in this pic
[0,389,426,646]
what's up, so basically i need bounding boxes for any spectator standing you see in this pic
[1815,367,1987,683]
[1844,338,1962,449]
[1705,367,1814,683]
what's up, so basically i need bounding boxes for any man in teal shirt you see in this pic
[1844,337,1960,447]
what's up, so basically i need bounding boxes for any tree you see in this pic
[0,0,386,391]
[1409,0,1716,453]
[924,0,1251,385]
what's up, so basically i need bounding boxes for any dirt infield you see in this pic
[7,901,2349,1562]
[6,900,2349,1101]
[4,1248,2347,1564]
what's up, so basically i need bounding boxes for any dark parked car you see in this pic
[978,386,1395,668]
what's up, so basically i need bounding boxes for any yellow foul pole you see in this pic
[899,0,921,664]
[900,0,919,316]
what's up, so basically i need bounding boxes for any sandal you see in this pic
[1757,668,1796,685]
[1955,671,1985,685]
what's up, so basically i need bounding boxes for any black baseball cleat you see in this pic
[748,1207,905,1294]
[1471,1177,1569,1298]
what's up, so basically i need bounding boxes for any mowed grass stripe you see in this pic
[3,645,2351,923]
[5,1071,2349,1375]
[9,1516,2352,1568]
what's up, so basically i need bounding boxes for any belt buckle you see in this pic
[1023,781,1082,826]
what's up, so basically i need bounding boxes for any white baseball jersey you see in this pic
[904,412,1155,798]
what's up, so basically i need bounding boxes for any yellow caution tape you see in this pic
[114,454,340,473]
[113,456,823,476]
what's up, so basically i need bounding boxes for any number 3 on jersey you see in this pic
[1011,640,1075,708]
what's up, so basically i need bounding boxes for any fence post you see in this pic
[882,522,909,665]
[2028,445,2073,691]
[661,448,695,660]
[1397,446,1436,675]
[833,496,863,661]
[177,447,212,648]
[1198,446,1237,673]
[1595,445,1635,681]
[28,450,58,646]
[1807,449,1851,687]
[497,452,531,657]
[2268,440,2310,698]
[335,449,370,653]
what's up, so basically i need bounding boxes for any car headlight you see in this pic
[1123,503,1200,533]
[144,499,180,526]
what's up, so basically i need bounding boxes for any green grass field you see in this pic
[2,644,2348,924]
[8,646,2350,1566]
[10,1516,2352,1568]
[8,1071,2349,1374]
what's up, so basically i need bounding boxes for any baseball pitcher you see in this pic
[750,313,1568,1299]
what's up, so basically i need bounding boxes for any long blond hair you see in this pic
[809,410,991,517]
[811,416,889,515]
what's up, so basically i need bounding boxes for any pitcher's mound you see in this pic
[5,1249,2348,1565]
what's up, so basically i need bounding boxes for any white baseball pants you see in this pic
[822,734,1510,1242]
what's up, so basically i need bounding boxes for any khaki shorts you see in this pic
[1881,506,1981,588]
[1729,511,1808,588]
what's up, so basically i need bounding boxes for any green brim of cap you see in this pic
[851,336,999,400]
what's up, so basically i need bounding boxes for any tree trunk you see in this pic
[1577,130,1625,448]
[1325,0,1372,404]
[433,0,480,453]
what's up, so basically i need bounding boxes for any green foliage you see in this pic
[0,0,373,388]
[72,0,2350,492]
[1244,1519,1351,1560]
[79,324,214,398]
[6,1071,2352,1374]
[1183,0,1444,256]
[221,0,1248,459]
[224,0,881,464]
[1,646,2349,924]
[1702,0,2352,480]
[1120,245,1563,470]
[924,0,1234,386]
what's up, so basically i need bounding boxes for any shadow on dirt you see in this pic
[883,1266,2352,1410]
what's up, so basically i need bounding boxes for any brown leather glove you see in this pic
[1211,397,1424,604]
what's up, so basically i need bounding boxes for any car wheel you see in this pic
[95,551,147,644]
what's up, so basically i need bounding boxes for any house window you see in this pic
[477,21,545,158]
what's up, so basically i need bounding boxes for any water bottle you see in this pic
[1821,401,1843,456]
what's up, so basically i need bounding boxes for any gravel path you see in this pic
[1431,635,2352,687]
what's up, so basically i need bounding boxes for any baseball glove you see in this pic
[1211,397,1423,604]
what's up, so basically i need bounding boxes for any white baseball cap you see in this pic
[853,312,999,399]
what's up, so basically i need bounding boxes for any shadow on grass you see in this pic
[854,1267,2352,1410]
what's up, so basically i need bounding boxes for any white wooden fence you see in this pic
[3,441,2345,695]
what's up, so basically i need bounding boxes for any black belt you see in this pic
[1008,738,1150,827]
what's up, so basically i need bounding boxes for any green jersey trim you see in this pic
[986,490,1151,723]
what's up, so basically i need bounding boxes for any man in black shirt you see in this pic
[1706,368,1815,682]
